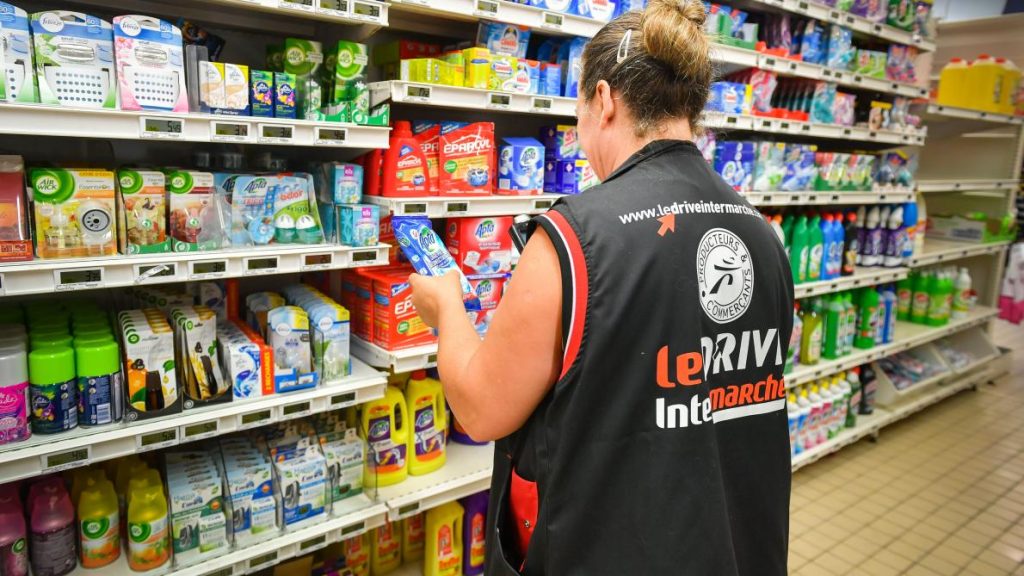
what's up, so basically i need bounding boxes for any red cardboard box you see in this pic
[369,267,437,351]
[446,216,514,275]
[438,122,495,196]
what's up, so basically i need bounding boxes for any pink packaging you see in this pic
[445,217,514,275]
[0,347,29,446]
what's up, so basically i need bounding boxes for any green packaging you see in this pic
[327,41,369,123]
[284,38,323,121]
[266,44,283,72]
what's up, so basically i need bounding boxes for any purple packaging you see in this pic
[461,491,490,576]
[539,125,579,160]
[713,141,755,191]
[0,378,29,445]
[707,82,751,114]
[781,144,817,191]
[540,63,562,96]
[544,160,578,194]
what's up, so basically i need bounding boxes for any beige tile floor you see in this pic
[789,320,1024,575]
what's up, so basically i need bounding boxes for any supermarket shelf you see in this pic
[0,244,390,296]
[373,443,494,522]
[73,496,387,576]
[924,104,1024,125]
[751,0,936,51]
[757,53,927,99]
[917,179,1021,193]
[363,194,561,218]
[201,0,387,26]
[877,365,992,428]
[704,111,927,146]
[908,238,1011,268]
[388,0,604,37]
[878,367,952,400]
[791,408,888,471]
[743,188,915,207]
[0,359,387,484]
[370,81,575,117]
[794,266,909,299]
[785,306,998,388]
[353,337,438,372]
[0,103,390,148]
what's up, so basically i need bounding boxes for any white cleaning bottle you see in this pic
[797,387,814,450]
[883,205,905,268]
[952,267,972,319]
[861,206,882,267]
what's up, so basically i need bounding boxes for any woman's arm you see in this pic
[409,227,563,441]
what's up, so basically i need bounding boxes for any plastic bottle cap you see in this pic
[411,370,428,380]
[950,57,963,63]
[978,54,990,59]
[75,340,119,379]
[0,323,27,336]
[73,324,112,338]
[393,120,413,136]
[73,333,115,349]
[31,317,69,332]
[0,346,28,384]
[31,333,74,350]
[29,345,75,385]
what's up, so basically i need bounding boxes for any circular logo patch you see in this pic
[696,228,754,324]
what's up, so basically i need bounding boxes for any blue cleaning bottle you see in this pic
[831,212,846,280]
[901,201,918,265]
[820,214,835,280]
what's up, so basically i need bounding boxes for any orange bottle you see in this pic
[381,121,431,197]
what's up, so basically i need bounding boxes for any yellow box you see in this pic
[489,55,518,92]
[463,48,491,90]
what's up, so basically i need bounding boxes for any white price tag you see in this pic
[54,268,104,292]
[350,0,382,21]
[404,84,432,103]
[244,256,279,276]
[248,551,279,572]
[137,429,179,453]
[140,117,184,140]
[41,447,91,474]
[531,97,554,113]
[238,409,276,430]
[211,120,251,142]
[487,92,512,110]
[181,420,220,442]
[541,11,564,30]
[350,249,381,267]
[281,401,312,420]
[258,123,294,144]
[279,0,314,11]
[330,392,358,408]
[189,260,228,280]
[300,253,334,271]
[473,0,499,18]
[315,127,348,146]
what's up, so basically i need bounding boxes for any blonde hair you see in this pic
[580,0,712,136]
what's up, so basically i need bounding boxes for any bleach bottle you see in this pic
[402,513,425,562]
[860,206,882,267]
[0,485,28,576]
[785,302,802,374]
[855,288,880,349]
[461,492,489,576]
[896,277,914,321]
[371,521,401,574]
[830,212,845,279]
[406,371,447,476]
[425,501,464,576]
[796,387,813,450]
[800,298,822,366]
[902,201,918,265]
[883,205,906,268]
[362,386,409,487]
[952,267,973,319]
[820,214,836,279]
[937,58,969,108]
[790,215,810,284]
[822,293,844,360]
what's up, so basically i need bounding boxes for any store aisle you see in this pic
[789,320,1024,576]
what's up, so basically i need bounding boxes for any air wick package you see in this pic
[393,217,482,311]
[29,168,117,259]
[217,319,273,400]
[318,426,365,505]
[753,142,786,192]
[267,305,318,392]
[165,453,229,567]
[113,16,187,112]
[31,11,116,108]
[171,305,229,409]
[118,309,181,422]
[272,446,327,528]
[118,169,169,254]
[1,2,37,103]
[167,170,223,252]
[498,137,545,195]
[446,216,514,275]
[439,122,496,195]
[283,38,323,121]
[326,41,369,124]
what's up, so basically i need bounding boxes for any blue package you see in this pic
[524,60,541,94]
[328,163,363,204]
[540,63,562,96]
[535,39,562,64]
[499,137,545,194]
[439,120,470,134]
[713,141,755,191]
[529,0,573,11]
[573,0,616,21]
[477,22,530,58]
[558,37,587,98]
[826,25,854,70]
[810,82,836,124]
[544,160,579,194]
[412,120,439,134]
[800,20,826,65]
[614,0,647,17]
[392,217,481,311]
[707,82,749,114]
[539,124,580,160]
[781,144,818,191]
[338,204,380,247]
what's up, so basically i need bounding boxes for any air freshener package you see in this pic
[113,16,187,112]
[266,305,318,393]
[753,142,786,192]
[118,169,169,254]
[119,309,182,422]
[326,41,369,123]
[218,320,273,400]
[165,455,228,567]
[29,168,117,258]
[392,216,481,311]
[274,72,296,118]
[713,141,755,191]
[0,156,32,262]
[307,302,351,382]
[221,447,276,546]
[166,170,224,252]
[319,428,365,506]
[1,2,37,103]
[338,204,380,247]
[274,449,327,528]
[250,69,274,117]
[31,11,116,108]
[213,63,249,115]
[171,305,228,409]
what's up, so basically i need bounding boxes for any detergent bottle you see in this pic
[806,384,824,448]
[343,532,372,576]
[831,212,846,279]
[807,214,824,282]
[406,371,447,476]
[0,484,28,576]
[796,387,812,450]
[425,501,464,576]
[788,392,801,455]
[880,286,897,344]
[800,298,822,366]
[952,267,973,319]
[820,214,835,280]
[911,270,931,324]
[381,121,431,197]
[883,205,906,268]
[842,210,859,276]
[822,293,844,360]
[833,374,850,434]
[902,201,918,265]
[402,512,426,562]
[937,58,969,108]
[461,492,489,576]
[126,469,170,572]
[362,386,409,487]
[78,478,120,568]
[371,521,401,574]
[819,379,836,440]
[860,206,882,267]
[855,288,880,349]
[845,370,862,428]
[926,270,946,327]
[790,215,810,284]
[781,213,795,253]
[967,55,1003,112]
[999,58,1021,115]
[938,268,955,325]
[786,302,802,374]
[28,479,77,576]
[896,276,914,321]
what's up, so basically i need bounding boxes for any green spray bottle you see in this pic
[910,271,931,324]
[800,298,823,365]
[895,276,913,321]
[781,213,796,253]
[855,288,880,349]
[822,293,845,359]
[843,292,857,356]
[790,215,810,284]
[926,270,945,326]
[939,268,955,325]
[807,214,824,282]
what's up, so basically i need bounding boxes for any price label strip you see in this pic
[140,117,184,140]
[41,447,91,474]
[281,401,312,420]
[137,429,179,453]
[330,392,358,408]
[211,120,251,142]
[541,11,563,30]
[351,0,382,21]
[279,0,314,11]
[54,268,104,292]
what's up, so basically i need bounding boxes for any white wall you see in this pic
[933,0,1008,21]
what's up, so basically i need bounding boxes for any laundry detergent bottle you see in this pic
[937,58,969,108]
[461,491,489,576]
[406,370,447,476]
[361,386,409,487]
[78,478,120,568]
[425,501,464,576]
[382,121,431,197]
[402,513,426,562]
[371,521,401,574]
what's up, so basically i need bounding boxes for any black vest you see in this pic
[486,140,794,575]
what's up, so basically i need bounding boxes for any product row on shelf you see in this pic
[935,53,1022,116]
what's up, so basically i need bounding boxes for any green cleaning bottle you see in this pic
[790,215,810,284]
[807,214,824,282]
[843,292,857,356]
[822,293,844,360]
[781,213,796,253]
[926,270,946,327]
[939,268,955,325]
[895,276,913,321]
[910,270,931,324]
[800,298,823,365]
[855,288,880,349]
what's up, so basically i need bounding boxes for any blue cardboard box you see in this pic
[539,125,579,161]
[544,160,578,195]
[338,204,380,247]
[498,137,545,195]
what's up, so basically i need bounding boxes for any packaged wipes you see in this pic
[392,217,481,311]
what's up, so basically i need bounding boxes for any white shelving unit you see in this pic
[924,104,1024,126]
[917,179,1021,194]
[748,0,936,51]
[194,0,388,26]
[352,337,438,373]
[704,112,927,145]
[792,266,909,299]
[370,81,576,117]
[364,194,561,218]
[389,0,605,38]
[907,238,1011,268]
[743,189,915,207]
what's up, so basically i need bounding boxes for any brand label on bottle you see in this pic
[0,381,30,445]
[0,537,29,576]
[912,291,930,319]
[30,379,77,434]
[367,414,406,473]
[437,524,460,571]
[808,245,823,280]
[470,512,486,566]
[128,516,169,571]
[78,373,123,426]
[80,512,120,568]
[30,523,77,576]
[806,324,822,363]
[413,402,444,459]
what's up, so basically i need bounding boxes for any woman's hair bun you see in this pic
[641,0,710,77]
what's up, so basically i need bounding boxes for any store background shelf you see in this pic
[793,267,909,299]
[199,0,387,25]
[908,239,1011,267]
[743,189,914,207]
[388,0,604,37]
[0,244,391,296]
[0,104,390,148]
[791,409,888,471]
[372,443,494,522]
[917,179,1021,193]
[363,194,561,218]
[749,0,936,51]
[0,359,386,484]
[923,104,1024,125]
[703,112,927,145]
[353,337,438,372]
[370,81,576,117]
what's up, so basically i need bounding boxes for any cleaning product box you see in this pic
[540,125,580,161]
[349,270,374,341]
[463,47,491,90]
[498,137,545,195]
[338,204,380,247]
[199,61,225,112]
[558,37,587,97]
[522,59,541,94]
[544,159,578,194]
[171,305,229,409]
[540,63,562,96]
[250,69,274,117]
[266,305,319,392]
[274,72,296,118]
[714,141,755,191]
[118,169,169,254]
[166,170,221,252]
[476,22,530,58]
[31,11,116,108]
[439,122,496,195]
[470,275,507,311]
[0,2,37,102]
[113,16,187,112]
[446,217,514,275]
[166,465,229,567]
[326,163,363,204]
[119,309,181,422]
[927,214,1017,244]
[29,168,117,259]
[414,123,441,194]
[218,319,273,400]
[274,450,327,528]
[707,81,752,114]
[753,142,786,192]
[576,158,600,192]
[0,156,33,262]
[854,49,887,79]
[488,55,518,92]
[373,40,440,66]
[369,268,438,351]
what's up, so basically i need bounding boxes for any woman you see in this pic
[409,1,793,573]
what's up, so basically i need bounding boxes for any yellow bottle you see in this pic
[999,58,1021,115]
[343,532,371,576]
[406,370,447,476]
[936,58,969,108]
[402,512,426,561]
[966,54,1003,112]
[425,501,464,576]
[371,521,402,574]
[126,470,170,572]
[70,467,106,506]
[78,478,120,568]
[361,386,409,487]
[115,456,150,525]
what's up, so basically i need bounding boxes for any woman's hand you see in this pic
[408,270,464,328]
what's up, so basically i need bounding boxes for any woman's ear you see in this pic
[596,79,615,127]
